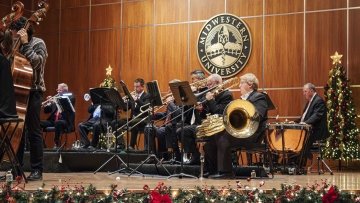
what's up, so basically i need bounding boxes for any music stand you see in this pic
[168,81,198,179]
[93,88,131,174]
[56,96,75,151]
[128,80,171,177]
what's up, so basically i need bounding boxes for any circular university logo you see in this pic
[197,14,252,78]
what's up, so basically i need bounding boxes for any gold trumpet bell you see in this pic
[223,99,260,139]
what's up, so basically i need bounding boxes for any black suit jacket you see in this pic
[87,103,116,123]
[199,90,234,119]
[247,91,268,142]
[298,94,328,140]
[44,92,76,131]
[131,92,151,118]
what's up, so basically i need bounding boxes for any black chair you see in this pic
[307,140,333,175]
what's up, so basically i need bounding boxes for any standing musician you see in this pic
[10,17,48,181]
[40,83,75,149]
[204,73,268,179]
[127,78,150,150]
[295,83,328,164]
[178,73,233,165]
[0,30,17,118]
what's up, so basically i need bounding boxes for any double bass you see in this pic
[3,0,49,156]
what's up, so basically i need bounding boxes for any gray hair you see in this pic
[240,73,259,90]
[209,74,223,85]
[304,83,316,92]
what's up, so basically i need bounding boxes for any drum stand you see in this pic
[307,141,333,175]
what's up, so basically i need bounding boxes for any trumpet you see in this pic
[41,93,59,107]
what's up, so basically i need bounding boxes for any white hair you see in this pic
[240,73,259,90]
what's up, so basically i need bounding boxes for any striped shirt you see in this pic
[20,37,47,92]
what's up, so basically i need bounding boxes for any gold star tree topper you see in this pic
[330,51,343,65]
[106,64,113,76]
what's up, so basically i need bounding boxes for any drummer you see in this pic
[295,83,328,164]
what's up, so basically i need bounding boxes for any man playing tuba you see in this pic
[204,73,268,179]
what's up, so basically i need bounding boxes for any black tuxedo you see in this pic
[40,92,75,146]
[179,90,233,160]
[78,103,116,148]
[128,92,151,148]
[297,94,328,161]
[204,91,268,173]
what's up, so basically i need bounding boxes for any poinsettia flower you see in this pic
[150,191,172,203]
[322,186,339,203]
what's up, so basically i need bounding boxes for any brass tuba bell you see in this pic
[223,99,259,139]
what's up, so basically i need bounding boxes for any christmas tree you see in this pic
[323,52,360,160]
[100,64,117,89]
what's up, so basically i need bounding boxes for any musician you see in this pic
[78,103,115,150]
[179,73,233,165]
[143,79,181,156]
[127,78,150,150]
[204,73,268,179]
[296,83,328,162]
[0,30,17,118]
[40,83,75,149]
[10,17,48,181]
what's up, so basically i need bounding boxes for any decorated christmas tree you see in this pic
[100,64,117,89]
[323,51,360,160]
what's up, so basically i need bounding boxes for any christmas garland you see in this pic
[1,179,360,202]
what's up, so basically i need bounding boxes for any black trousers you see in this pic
[204,132,257,173]
[40,119,67,145]
[176,124,198,153]
[144,125,166,153]
[78,117,101,147]
[17,90,44,172]
[129,117,147,148]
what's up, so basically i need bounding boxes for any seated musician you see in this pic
[143,79,181,158]
[78,102,115,150]
[204,73,268,179]
[0,30,17,118]
[178,73,233,165]
[40,83,75,148]
[127,78,151,150]
[295,83,328,164]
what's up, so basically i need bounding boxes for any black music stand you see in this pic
[168,81,198,179]
[128,80,171,177]
[56,96,75,151]
[93,88,130,174]
[0,117,27,183]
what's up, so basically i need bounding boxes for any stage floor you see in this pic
[3,172,360,192]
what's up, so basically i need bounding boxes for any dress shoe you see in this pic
[202,172,215,178]
[27,170,42,181]
[209,172,234,179]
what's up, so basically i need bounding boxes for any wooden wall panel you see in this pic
[227,0,263,17]
[352,88,360,115]
[239,17,263,85]
[154,24,188,91]
[265,0,303,14]
[189,22,205,78]
[61,0,90,9]
[91,3,121,29]
[0,1,11,7]
[89,30,121,86]
[264,14,304,88]
[58,32,89,122]
[36,7,60,35]
[350,0,360,7]
[91,0,122,4]
[154,0,188,24]
[190,0,225,21]
[306,0,347,11]
[305,10,347,86]
[60,6,90,32]
[122,0,153,26]
[121,27,153,88]
[265,90,303,118]
[349,9,360,84]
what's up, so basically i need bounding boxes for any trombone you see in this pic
[116,102,151,134]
